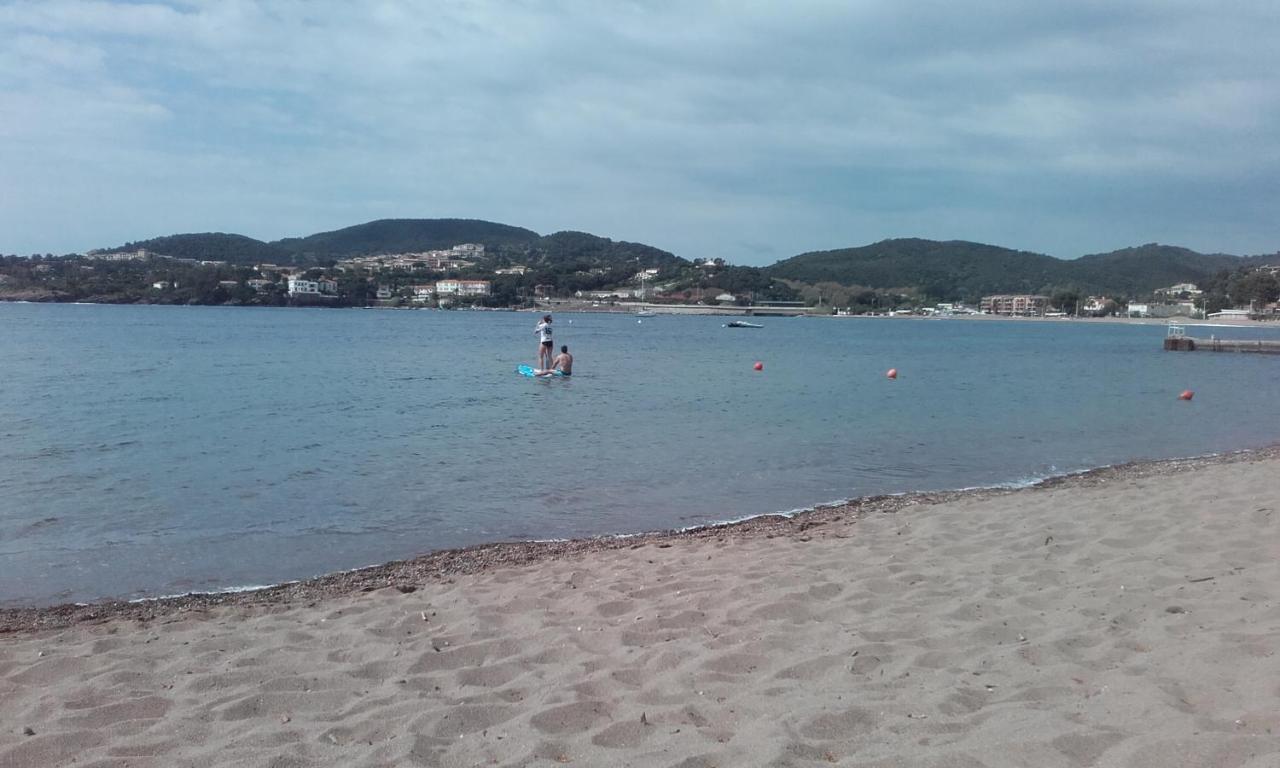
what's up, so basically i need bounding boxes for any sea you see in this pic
[3,302,1279,607]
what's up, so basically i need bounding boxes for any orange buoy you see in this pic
[886,368,898,379]
[753,361,764,371]
[1178,390,1194,401]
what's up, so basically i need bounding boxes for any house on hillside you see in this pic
[1154,282,1202,298]
[287,277,337,298]
[436,279,490,297]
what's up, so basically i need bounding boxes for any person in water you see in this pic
[534,314,553,370]
[551,345,573,376]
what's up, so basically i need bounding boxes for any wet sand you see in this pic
[2,449,1278,767]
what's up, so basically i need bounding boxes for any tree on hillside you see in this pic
[1231,271,1280,306]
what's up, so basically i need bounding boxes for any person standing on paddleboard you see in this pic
[535,315,554,370]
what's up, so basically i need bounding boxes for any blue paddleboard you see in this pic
[517,364,563,377]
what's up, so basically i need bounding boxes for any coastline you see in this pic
[4,443,1276,634]
[4,444,1278,767]
[9,296,1279,328]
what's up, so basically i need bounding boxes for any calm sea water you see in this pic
[2,303,1278,606]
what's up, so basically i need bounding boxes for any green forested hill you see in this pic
[1068,244,1267,296]
[273,218,541,258]
[767,239,1272,300]
[90,223,1277,302]
[531,231,682,269]
[768,239,1068,300]
[103,233,292,265]
[98,220,690,277]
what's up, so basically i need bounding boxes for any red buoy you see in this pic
[886,368,898,379]
[1178,390,1194,401]
[753,361,764,371]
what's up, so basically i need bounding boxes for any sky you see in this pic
[2,1,1279,265]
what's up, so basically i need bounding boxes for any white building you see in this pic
[287,278,320,296]
[287,277,338,297]
[95,249,152,262]
[1155,282,1202,297]
[435,279,491,296]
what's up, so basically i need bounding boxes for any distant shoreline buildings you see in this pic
[6,241,1277,318]
[980,294,1049,316]
[336,243,485,273]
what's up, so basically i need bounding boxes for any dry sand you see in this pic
[2,452,1278,767]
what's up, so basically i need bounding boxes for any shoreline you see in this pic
[4,443,1276,634]
[4,446,1278,767]
[8,296,1280,327]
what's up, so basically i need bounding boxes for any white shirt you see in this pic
[536,321,553,343]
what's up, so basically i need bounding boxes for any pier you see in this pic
[1164,325,1280,354]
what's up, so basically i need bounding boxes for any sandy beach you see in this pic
[2,451,1278,767]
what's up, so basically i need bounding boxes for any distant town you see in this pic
[3,219,1279,320]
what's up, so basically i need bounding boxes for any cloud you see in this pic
[2,1,1279,260]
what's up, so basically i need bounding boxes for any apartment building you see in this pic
[435,279,491,296]
[980,294,1049,316]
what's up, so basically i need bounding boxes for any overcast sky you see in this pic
[2,1,1278,264]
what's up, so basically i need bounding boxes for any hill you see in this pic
[1068,244,1267,296]
[768,239,1069,301]
[767,239,1272,300]
[88,223,1276,303]
[531,231,682,270]
[102,233,292,265]
[274,218,540,258]
[97,220,691,282]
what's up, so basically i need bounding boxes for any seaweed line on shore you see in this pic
[3,444,1277,634]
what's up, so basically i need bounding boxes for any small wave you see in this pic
[11,516,60,538]
[127,580,301,603]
